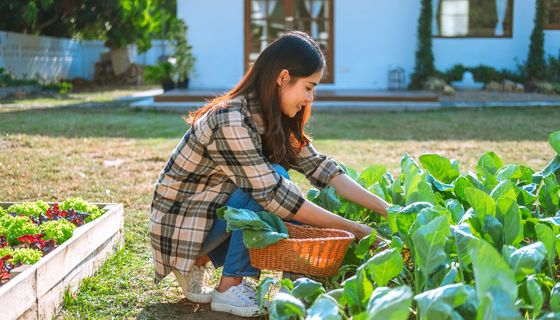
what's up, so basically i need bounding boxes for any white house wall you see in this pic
[177,0,244,90]
[329,0,420,90]
[178,0,560,90]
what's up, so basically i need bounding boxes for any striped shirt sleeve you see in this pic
[292,143,344,189]
[205,119,305,220]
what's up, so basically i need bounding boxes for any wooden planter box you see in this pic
[0,203,125,320]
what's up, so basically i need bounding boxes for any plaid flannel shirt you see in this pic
[149,93,343,281]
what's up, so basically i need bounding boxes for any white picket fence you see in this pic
[0,31,173,82]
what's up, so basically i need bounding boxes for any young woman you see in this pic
[149,31,390,317]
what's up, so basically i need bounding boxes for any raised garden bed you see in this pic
[0,202,124,320]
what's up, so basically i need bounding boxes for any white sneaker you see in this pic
[173,266,213,303]
[211,282,260,317]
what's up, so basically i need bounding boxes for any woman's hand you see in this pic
[329,174,390,218]
[351,222,373,240]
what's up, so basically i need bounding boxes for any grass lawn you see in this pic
[1,101,559,319]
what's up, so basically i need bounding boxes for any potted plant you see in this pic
[171,19,195,89]
[144,60,175,91]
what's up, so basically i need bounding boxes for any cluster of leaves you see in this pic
[443,64,525,84]
[0,68,73,94]
[260,131,560,319]
[0,0,177,53]
[0,198,104,286]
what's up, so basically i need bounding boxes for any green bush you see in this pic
[444,64,524,84]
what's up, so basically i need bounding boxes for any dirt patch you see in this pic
[137,299,264,320]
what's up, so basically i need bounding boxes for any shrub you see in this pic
[443,64,524,84]
[410,0,436,89]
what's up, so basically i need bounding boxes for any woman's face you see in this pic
[277,69,323,118]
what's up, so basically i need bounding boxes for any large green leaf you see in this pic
[525,276,544,318]
[550,131,560,155]
[342,266,373,315]
[401,154,435,205]
[317,186,342,212]
[452,224,477,265]
[535,223,557,275]
[412,215,450,277]
[550,282,560,312]
[394,202,432,235]
[365,286,412,320]
[426,174,455,192]
[498,198,523,246]
[419,154,460,184]
[477,151,503,175]
[538,174,560,217]
[292,278,325,303]
[446,199,465,224]
[414,283,469,320]
[496,165,535,185]
[454,176,475,203]
[410,206,451,237]
[533,155,560,184]
[269,292,306,320]
[216,207,288,248]
[354,229,377,260]
[467,239,518,310]
[482,215,504,250]
[358,165,387,189]
[257,277,277,312]
[503,242,546,281]
[476,287,522,320]
[305,295,341,320]
[476,165,499,191]
[465,187,496,218]
[364,248,403,287]
[518,184,538,206]
[490,180,517,203]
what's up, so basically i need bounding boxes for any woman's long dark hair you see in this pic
[188,31,325,169]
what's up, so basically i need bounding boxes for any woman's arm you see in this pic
[329,173,390,218]
[292,200,372,240]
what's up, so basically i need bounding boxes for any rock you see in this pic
[485,81,502,91]
[424,77,447,91]
[514,83,525,93]
[502,80,516,92]
[536,82,555,94]
[443,85,455,95]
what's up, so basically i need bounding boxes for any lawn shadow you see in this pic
[1,102,560,141]
[136,299,263,320]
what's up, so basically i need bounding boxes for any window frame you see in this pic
[433,0,515,38]
[545,0,560,30]
[244,0,334,83]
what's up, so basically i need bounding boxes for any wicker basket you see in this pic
[248,223,355,277]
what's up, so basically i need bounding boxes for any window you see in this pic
[433,0,514,37]
[244,0,334,83]
[546,0,560,29]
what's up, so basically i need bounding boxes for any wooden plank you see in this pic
[0,262,37,320]
[35,204,124,297]
[37,230,124,320]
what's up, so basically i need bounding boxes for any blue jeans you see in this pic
[200,164,290,277]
